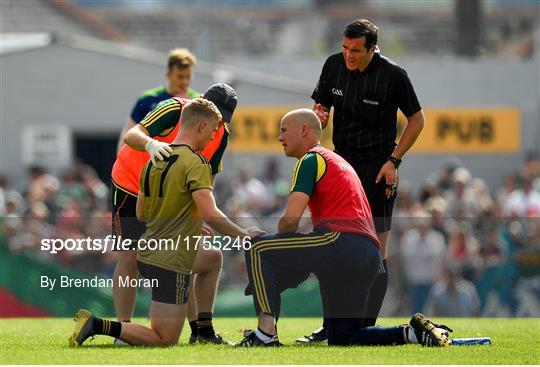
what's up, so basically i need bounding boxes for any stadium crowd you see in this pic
[1,153,539,317]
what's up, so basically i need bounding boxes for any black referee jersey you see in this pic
[312,52,422,159]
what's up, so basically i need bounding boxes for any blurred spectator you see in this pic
[56,169,89,210]
[1,176,26,244]
[425,263,480,317]
[393,181,421,236]
[523,151,540,184]
[8,202,54,256]
[503,175,540,217]
[80,166,109,211]
[425,192,451,241]
[260,158,288,198]
[0,175,25,218]
[26,166,59,205]
[435,158,462,194]
[225,197,261,230]
[471,178,494,215]
[444,225,481,281]
[418,180,439,205]
[445,167,479,218]
[479,220,524,316]
[400,210,446,313]
[475,204,500,248]
[259,158,290,226]
[476,231,506,313]
[231,159,269,214]
[498,220,526,316]
[0,175,6,217]
[497,172,519,208]
[260,183,290,234]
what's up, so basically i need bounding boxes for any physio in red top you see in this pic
[291,145,380,245]
[238,108,381,348]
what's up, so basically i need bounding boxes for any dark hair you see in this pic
[343,19,378,50]
[29,166,45,176]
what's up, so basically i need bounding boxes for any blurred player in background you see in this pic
[111,83,237,344]
[300,18,425,343]
[70,99,264,347]
[116,48,199,152]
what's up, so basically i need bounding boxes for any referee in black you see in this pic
[296,18,424,344]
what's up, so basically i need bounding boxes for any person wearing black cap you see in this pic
[122,82,237,169]
[110,83,238,345]
[297,19,425,344]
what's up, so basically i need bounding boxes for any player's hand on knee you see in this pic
[246,227,267,239]
[145,140,173,165]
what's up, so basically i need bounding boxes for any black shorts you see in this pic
[338,153,396,232]
[112,184,145,250]
[137,261,190,305]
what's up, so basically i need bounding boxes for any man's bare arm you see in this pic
[193,189,265,238]
[278,191,310,233]
[124,124,172,164]
[391,109,424,159]
[116,117,138,153]
[375,109,424,197]
[124,124,154,151]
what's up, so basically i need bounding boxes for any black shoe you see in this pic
[295,326,327,344]
[409,313,451,347]
[188,334,198,345]
[197,333,233,345]
[68,309,96,347]
[235,330,282,347]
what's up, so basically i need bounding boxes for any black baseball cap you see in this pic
[203,83,237,123]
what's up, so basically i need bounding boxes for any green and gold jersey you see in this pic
[137,144,213,274]
[131,85,199,123]
[290,152,327,196]
[140,98,182,138]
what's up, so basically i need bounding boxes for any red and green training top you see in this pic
[112,97,228,196]
[290,145,380,248]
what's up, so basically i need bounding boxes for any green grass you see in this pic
[0,318,538,364]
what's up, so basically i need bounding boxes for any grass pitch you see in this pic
[0,317,538,364]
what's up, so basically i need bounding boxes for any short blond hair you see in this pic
[181,98,222,128]
[168,48,197,70]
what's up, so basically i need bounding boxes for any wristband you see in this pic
[388,156,402,169]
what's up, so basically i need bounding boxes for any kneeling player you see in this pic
[69,99,264,347]
[237,109,450,347]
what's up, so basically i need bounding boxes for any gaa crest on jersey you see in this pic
[332,88,343,96]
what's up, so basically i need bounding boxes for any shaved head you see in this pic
[281,108,322,137]
[279,108,322,158]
